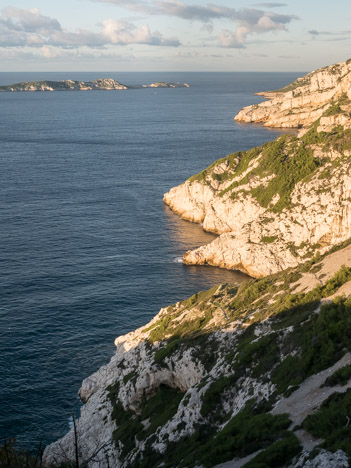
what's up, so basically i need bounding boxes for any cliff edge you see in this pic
[164,59,351,277]
[44,240,351,467]
[43,60,351,468]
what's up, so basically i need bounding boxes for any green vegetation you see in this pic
[107,383,184,459]
[249,137,320,212]
[302,389,351,457]
[148,285,219,344]
[261,236,278,243]
[272,75,311,93]
[201,375,236,418]
[244,432,301,467]
[189,131,326,213]
[192,403,293,467]
[302,122,351,153]
[188,146,261,185]
[186,92,351,222]
[134,401,295,468]
[0,439,47,468]
[273,294,351,393]
[237,333,280,378]
[107,240,351,466]
[148,247,351,376]
[323,364,351,387]
[123,370,138,385]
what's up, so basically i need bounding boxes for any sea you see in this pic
[0,71,303,449]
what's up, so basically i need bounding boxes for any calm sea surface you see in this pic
[0,71,303,448]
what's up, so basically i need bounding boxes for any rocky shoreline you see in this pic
[44,59,351,468]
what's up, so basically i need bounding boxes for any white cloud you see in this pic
[252,3,287,8]
[309,29,351,37]
[101,19,179,45]
[218,9,296,48]
[218,29,245,48]
[93,1,298,48]
[0,44,138,63]
[0,7,180,49]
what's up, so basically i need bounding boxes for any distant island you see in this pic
[0,78,190,92]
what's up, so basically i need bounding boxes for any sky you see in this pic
[0,0,350,72]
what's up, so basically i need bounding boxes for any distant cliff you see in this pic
[0,79,190,92]
[234,59,351,128]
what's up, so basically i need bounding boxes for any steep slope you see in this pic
[43,60,351,468]
[164,83,351,277]
[234,59,351,128]
[44,239,351,467]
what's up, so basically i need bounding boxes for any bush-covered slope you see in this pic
[164,94,351,277]
[44,240,351,467]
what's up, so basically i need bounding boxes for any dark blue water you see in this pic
[0,71,302,448]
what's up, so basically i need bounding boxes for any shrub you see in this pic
[302,389,351,457]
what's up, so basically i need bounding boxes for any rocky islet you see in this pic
[0,78,190,92]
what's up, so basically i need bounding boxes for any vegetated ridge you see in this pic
[0,79,190,92]
[44,240,351,467]
[164,59,351,278]
[42,59,351,468]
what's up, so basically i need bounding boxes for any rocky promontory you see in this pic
[235,59,351,128]
[0,79,190,92]
[164,59,351,277]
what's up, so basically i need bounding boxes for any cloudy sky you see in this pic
[0,0,350,71]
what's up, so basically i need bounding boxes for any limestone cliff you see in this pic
[44,240,351,467]
[43,60,351,468]
[164,63,351,277]
[234,59,351,128]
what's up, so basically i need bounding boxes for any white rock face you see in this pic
[43,304,208,467]
[164,148,351,277]
[235,60,351,128]
[295,449,349,468]
[164,180,265,234]
[44,242,351,467]
[43,310,277,467]
[164,59,351,277]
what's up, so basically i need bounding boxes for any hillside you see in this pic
[44,239,351,467]
[164,63,351,277]
[42,60,351,468]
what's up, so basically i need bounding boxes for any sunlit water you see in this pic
[0,71,302,447]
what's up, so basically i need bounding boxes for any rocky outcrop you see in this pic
[164,62,351,277]
[164,120,351,276]
[234,59,351,128]
[142,81,190,88]
[296,450,349,468]
[0,79,190,92]
[44,241,351,467]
